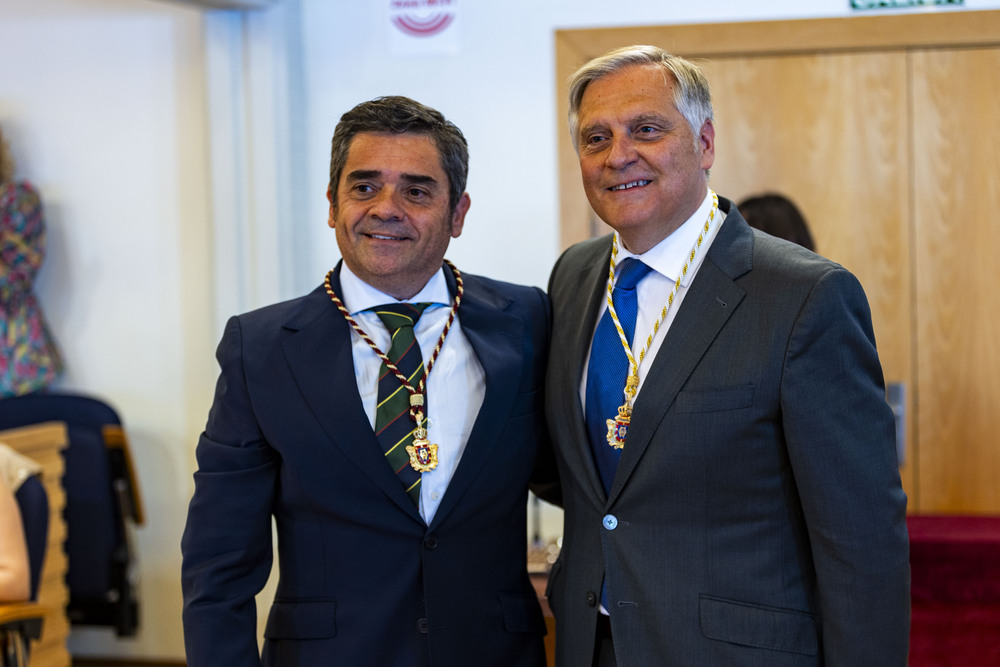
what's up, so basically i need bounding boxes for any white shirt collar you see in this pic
[615,190,719,286]
[338,262,452,315]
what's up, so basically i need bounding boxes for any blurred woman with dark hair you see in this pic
[738,192,816,252]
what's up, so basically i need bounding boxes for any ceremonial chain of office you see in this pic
[324,259,464,446]
[603,190,720,449]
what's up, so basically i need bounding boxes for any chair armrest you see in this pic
[0,601,47,640]
[102,425,144,525]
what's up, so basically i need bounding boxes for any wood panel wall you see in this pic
[912,47,1000,511]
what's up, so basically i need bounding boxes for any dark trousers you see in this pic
[593,614,616,667]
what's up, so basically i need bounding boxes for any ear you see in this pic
[698,118,716,171]
[450,192,471,238]
[327,187,336,228]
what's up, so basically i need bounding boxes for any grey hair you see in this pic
[568,45,713,149]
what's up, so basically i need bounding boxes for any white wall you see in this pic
[297,0,1000,290]
[2,0,999,660]
[0,0,214,659]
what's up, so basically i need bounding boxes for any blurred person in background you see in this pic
[738,192,816,251]
[0,125,63,397]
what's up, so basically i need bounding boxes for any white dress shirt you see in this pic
[581,190,725,407]
[339,263,486,524]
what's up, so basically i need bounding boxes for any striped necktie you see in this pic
[372,302,431,506]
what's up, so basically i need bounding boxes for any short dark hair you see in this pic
[328,96,469,214]
[738,193,816,252]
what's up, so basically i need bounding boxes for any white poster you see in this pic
[388,0,460,55]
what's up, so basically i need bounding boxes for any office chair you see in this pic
[0,392,143,636]
[0,472,48,666]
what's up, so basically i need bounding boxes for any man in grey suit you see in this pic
[545,45,910,666]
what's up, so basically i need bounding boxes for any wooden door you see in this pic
[912,46,1000,511]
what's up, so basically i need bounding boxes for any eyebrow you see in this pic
[578,112,674,139]
[632,112,672,127]
[344,169,439,187]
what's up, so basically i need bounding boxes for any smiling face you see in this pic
[329,131,470,300]
[576,63,715,254]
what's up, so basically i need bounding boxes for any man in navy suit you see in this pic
[182,96,553,666]
[544,46,910,666]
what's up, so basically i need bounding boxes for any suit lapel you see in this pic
[608,201,753,504]
[281,264,423,519]
[553,238,616,504]
[429,275,524,528]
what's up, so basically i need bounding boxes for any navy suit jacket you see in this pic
[545,198,910,666]
[182,263,551,667]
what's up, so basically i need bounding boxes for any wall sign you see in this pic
[851,0,963,9]
[389,0,459,55]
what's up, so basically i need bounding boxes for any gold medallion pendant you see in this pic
[324,260,464,478]
[597,192,720,453]
[606,374,638,449]
[605,404,631,449]
[406,427,439,472]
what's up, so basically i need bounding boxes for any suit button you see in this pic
[603,514,618,530]
[424,535,439,550]
[586,591,598,607]
[417,618,428,633]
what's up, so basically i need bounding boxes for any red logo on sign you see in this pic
[391,0,456,38]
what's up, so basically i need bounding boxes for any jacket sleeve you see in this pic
[781,267,910,665]
[181,315,280,666]
[526,285,562,507]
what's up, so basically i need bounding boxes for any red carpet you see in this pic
[908,516,1000,666]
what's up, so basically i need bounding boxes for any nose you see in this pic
[605,135,638,170]
[369,187,405,221]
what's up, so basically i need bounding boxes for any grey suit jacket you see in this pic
[545,197,909,666]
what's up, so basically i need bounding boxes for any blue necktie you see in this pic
[585,257,652,613]
[585,257,653,493]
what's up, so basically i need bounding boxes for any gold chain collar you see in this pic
[323,259,464,432]
[602,191,720,448]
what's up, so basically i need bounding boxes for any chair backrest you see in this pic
[0,392,128,601]
[14,474,48,601]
